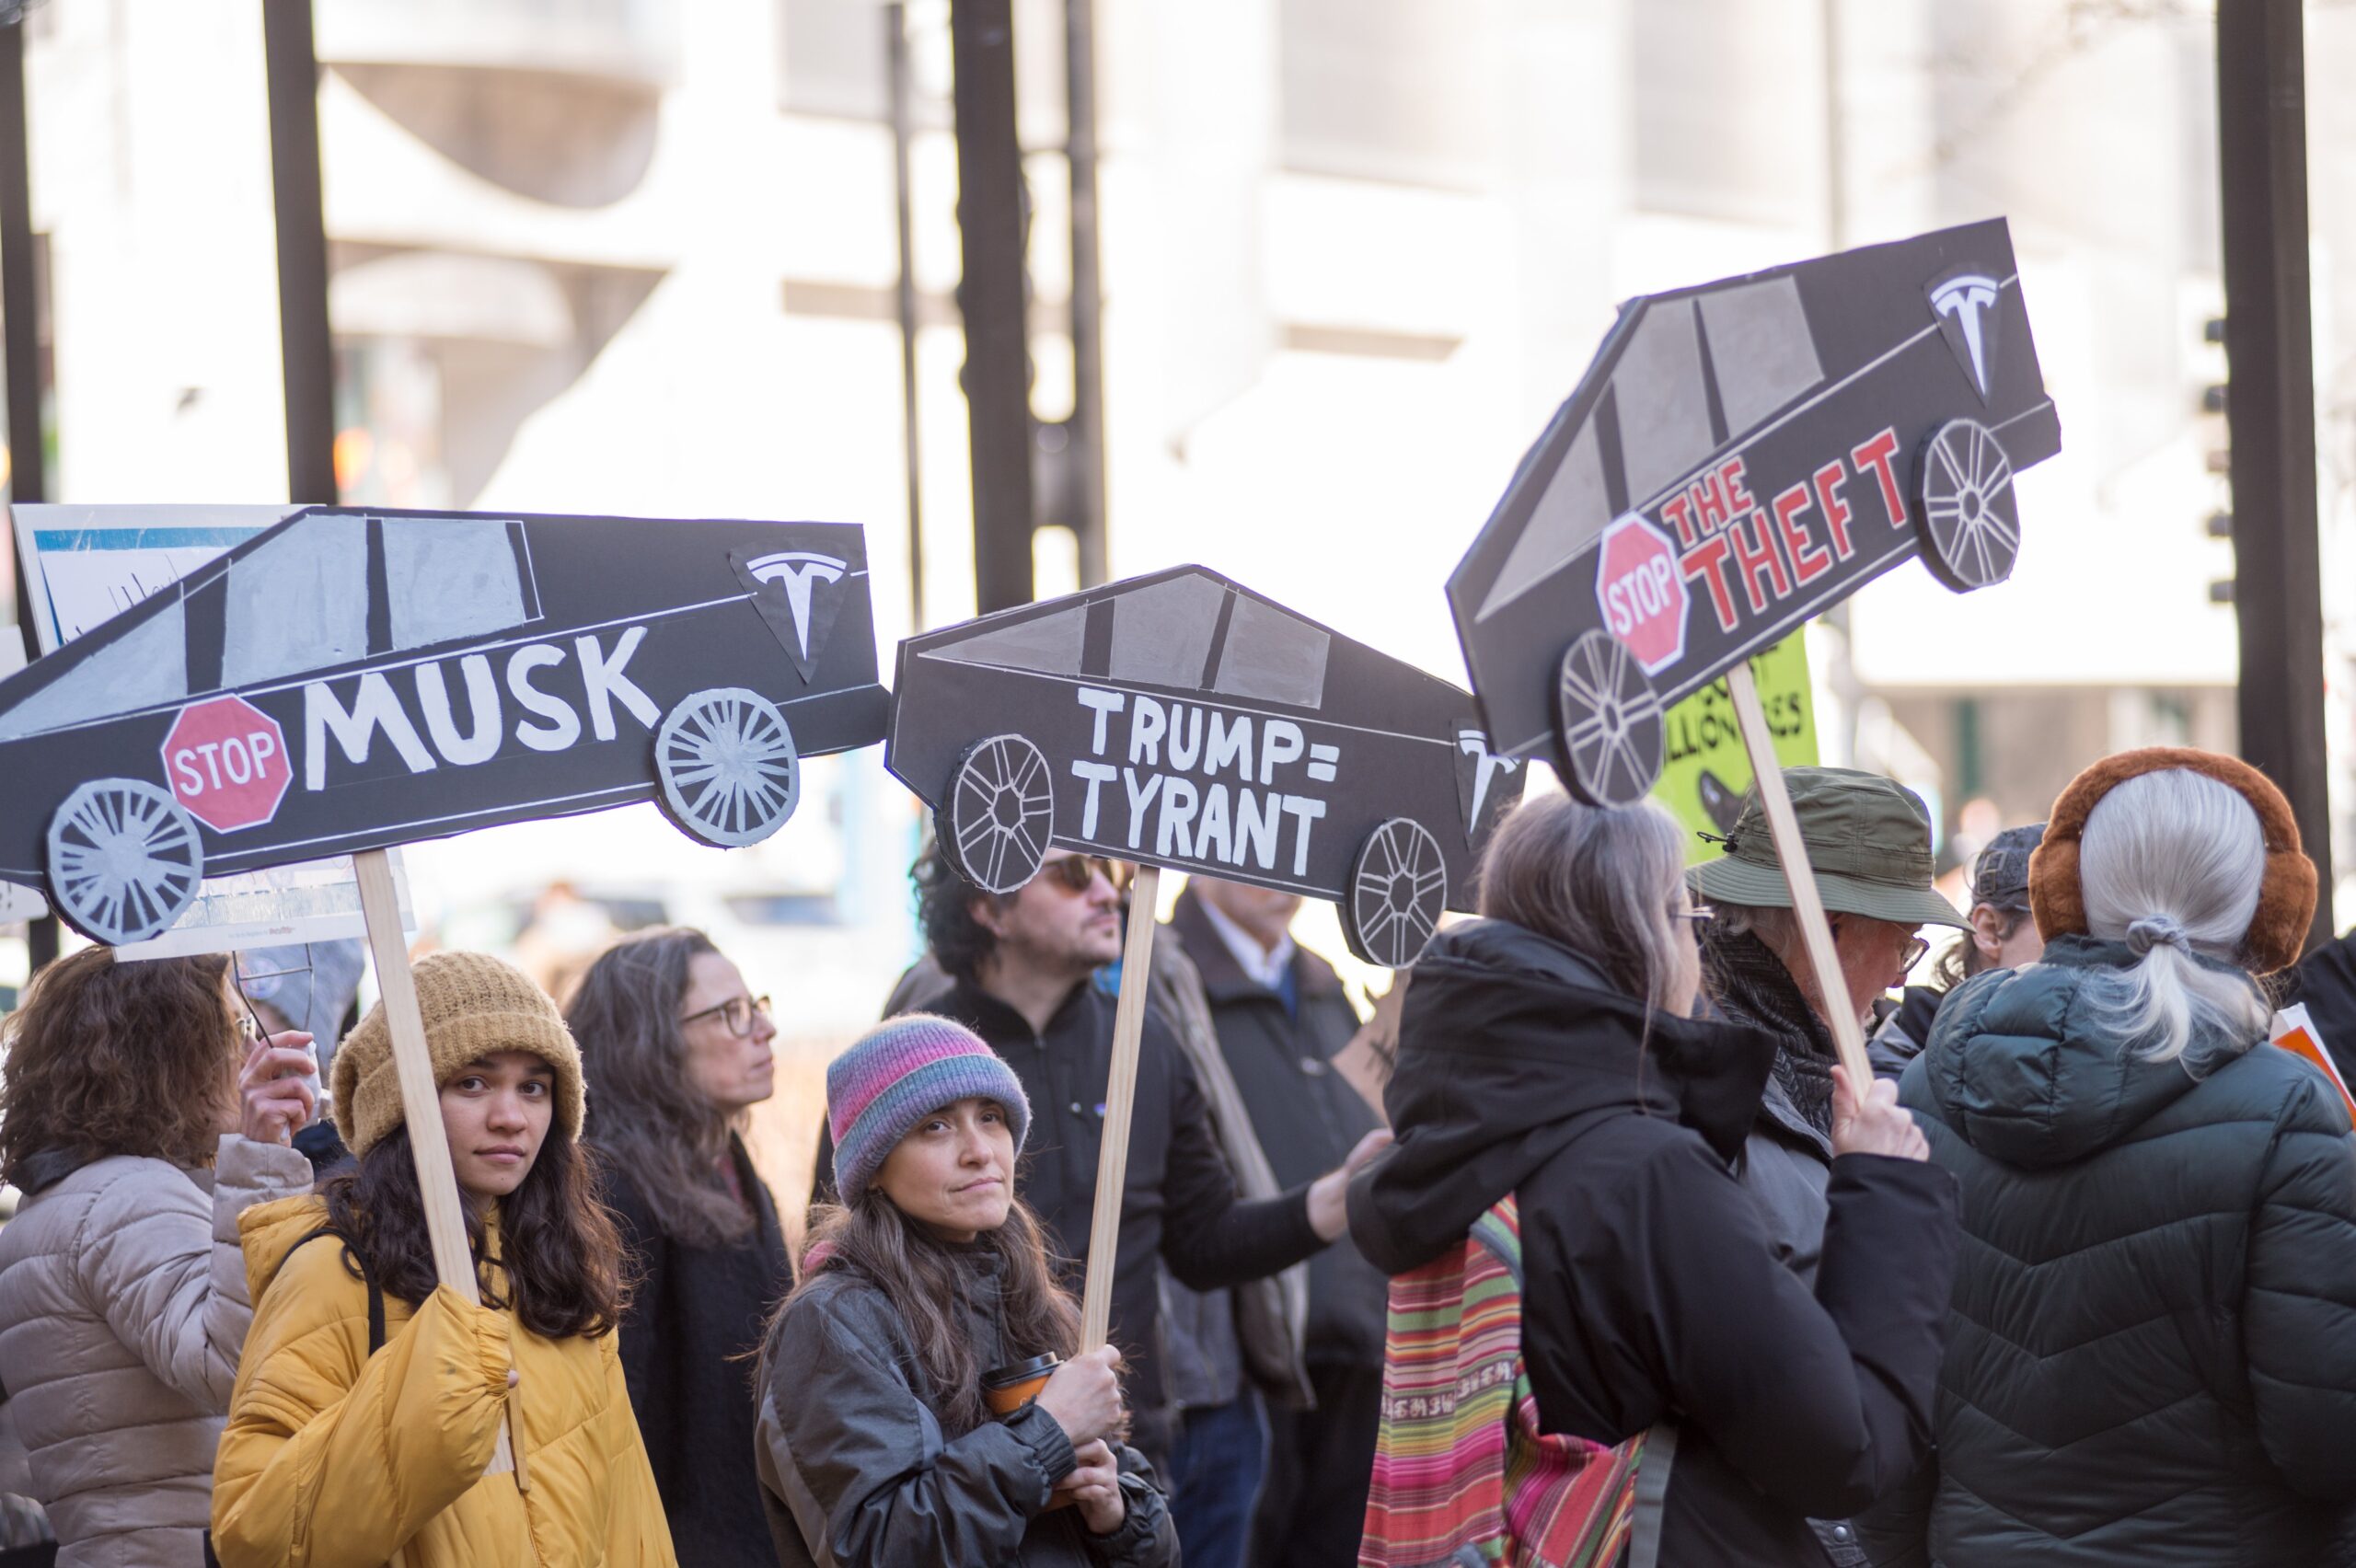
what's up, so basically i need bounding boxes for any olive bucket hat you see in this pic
[1687,766,1968,929]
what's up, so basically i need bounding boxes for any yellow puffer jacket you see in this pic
[212,1194,676,1568]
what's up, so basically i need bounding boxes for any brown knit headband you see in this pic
[2028,746,2316,975]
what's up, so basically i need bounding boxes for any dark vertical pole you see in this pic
[262,0,337,506]
[2217,0,2333,945]
[1064,0,1107,587]
[887,1,926,630]
[0,15,55,971]
[950,0,1034,612]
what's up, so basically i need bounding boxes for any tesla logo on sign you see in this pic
[1456,730,1519,831]
[745,552,847,663]
[1930,271,2001,401]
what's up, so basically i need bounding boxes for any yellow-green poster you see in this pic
[1654,631,1819,864]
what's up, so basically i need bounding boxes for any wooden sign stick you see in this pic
[353,849,524,1488]
[1079,861,1163,1354]
[1723,663,1877,1090]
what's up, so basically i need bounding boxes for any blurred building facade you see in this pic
[11,0,2356,960]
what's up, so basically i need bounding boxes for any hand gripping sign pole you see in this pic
[1079,862,1161,1353]
[353,850,527,1499]
[1723,663,1875,1090]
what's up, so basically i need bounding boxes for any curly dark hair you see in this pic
[568,927,756,1250]
[915,837,1006,982]
[320,1121,626,1339]
[0,948,241,1189]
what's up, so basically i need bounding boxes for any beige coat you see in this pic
[0,1134,313,1568]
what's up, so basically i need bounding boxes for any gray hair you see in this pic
[1712,901,1798,948]
[2076,767,2270,1066]
[1476,791,1697,1016]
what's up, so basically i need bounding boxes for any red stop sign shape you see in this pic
[161,696,292,834]
[1593,513,1690,674]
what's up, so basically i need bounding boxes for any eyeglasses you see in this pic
[228,947,315,1047]
[679,993,774,1038]
[1830,918,1930,973]
[1037,855,1123,895]
[1670,904,1715,928]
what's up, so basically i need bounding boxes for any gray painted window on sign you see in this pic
[222,515,372,689]
[1698,277,1823,436]
[1213,594,1330,709]
[928,603,1089,678]
[1611,301,1716,507]
[385,517,530,652]
[0,599,189,741]
[1478,417,1611,622]
[1108,572,1229,690]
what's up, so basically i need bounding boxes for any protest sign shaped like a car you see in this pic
[890,565,1521,969]
[1449,218,2062,1089]
[7,502,420,957]
[0,505,892,946]
[889,565,1524,1348]
[1449,217,2060,809]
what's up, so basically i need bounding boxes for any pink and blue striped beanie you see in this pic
[827,1014,1032,1205]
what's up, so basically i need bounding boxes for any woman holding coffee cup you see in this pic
[756,1015,1174,1567]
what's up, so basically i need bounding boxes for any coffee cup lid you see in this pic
[981,1354,1061,1389]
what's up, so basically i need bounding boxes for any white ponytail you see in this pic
[2076,768,2271,1066]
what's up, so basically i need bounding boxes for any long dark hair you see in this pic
[566,927,753,1249]
[778,1193,1079,1435]
[0,948,241,1189]
[321,1123,626,1339]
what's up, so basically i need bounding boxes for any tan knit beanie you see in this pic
[331,951,585,1158]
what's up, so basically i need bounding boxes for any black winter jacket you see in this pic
[1868,986,1946,1081]
[2290,928,2356,1086]
[1349,920,1961,1568]
[1170,888,1387,1366]
[756,1249,1176,1567]
[603,1134,791,1568]
[1863,935,2356,1567]
[815,974,1326,1458]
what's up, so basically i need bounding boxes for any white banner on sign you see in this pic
[116,848,416,961]
[12,503,296,654]
[10,503,416,957]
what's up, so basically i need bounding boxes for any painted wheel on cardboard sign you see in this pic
[1913,418,2020,593]
[656,687,802,848]
[1552,629,1665,809]
[946,734,1056,894]
[45,778,205,945]
[1345,817,1448,969]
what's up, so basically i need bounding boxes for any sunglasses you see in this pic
[1037,855,1124,895]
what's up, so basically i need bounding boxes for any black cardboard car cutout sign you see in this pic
[0,505,891,945]
[1448,217,2062,807]
[887,566,1526,967]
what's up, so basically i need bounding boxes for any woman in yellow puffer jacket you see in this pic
[212,951,677,1568]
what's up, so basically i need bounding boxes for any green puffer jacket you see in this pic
[1862,934,2356,1567]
